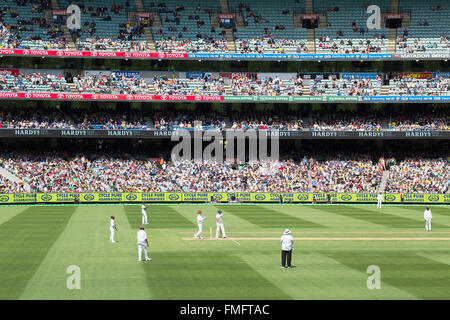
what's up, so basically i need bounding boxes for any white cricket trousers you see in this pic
[194,223,203,238]
[216,222,226,238]
[138,242,149,261]
[377,200,382,208]
[142,212,148,224]
[110,228,115,242]
[425,219,432,231]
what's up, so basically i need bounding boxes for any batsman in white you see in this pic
[216,209,227,238]
[377,193,383,209]
[110,216,118,243]
[194,210,206,239]
[137,225,151,261]
[141,202,148,225]
[424,206,432,231]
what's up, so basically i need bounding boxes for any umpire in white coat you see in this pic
[280,229,294,268]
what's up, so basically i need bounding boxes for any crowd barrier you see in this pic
[0,192,448,204]
[0,49,448,60]
[0,92,449,103]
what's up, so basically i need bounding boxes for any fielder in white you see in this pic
[110,216,117,243]
[137,225,151,261]
[424,206,432,231]
[215,209,226,238]
[194,210,206,239]
[377,193,383,208]
[141,202,148,225]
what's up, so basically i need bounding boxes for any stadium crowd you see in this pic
[0,154,379,193]
[385,158,449,193]
[0,70,449,97]
[310,76,382,96]
[388,74,450,96]
[0,109,448,131]
[155,38,230,53]
[309,155,381,193]
[236,38,309,54]
[231,74,305,96]
[0,175,25,193]
[0,72,70,92]
[2,152,446,194]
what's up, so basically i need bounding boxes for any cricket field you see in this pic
[0,204,449,300]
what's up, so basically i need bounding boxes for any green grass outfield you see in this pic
[0,204,449,300]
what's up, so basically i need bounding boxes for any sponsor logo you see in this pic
[61,130,87,136]
[90,51,98,56]
[40,194,52,202]
[312,132,338,137]
[56,51,64,56]
[211,194,223,201]
[168,194,179,201]
[297,194,309,201]
[405,132,431,137]
[341,194,353,201]
[14,129,40,135]
[83,194,95,201]
[23,50,30,55]
[254,194,266,201]
[126,194,138,201]
[427,195,439,202]
[384,195,396,202]
[0,195,10,202]
[107,130,132,136]
[0,92,19,98]
[24,93,32,98]
[57,94,65,99]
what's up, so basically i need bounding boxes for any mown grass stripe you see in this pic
[326,251,450,299]
[123,205,195,229]
[216,205,324,228]
[0,206,76,299]
[138,251,291,299]
[317,205,447,228]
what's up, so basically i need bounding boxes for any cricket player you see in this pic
[137,225,151,261]
[110,216,117,243]
[141,202,148,225]
[377,193,383,208]
[280,229,294,268]
[216,209,226,238]
[424,206,432,231]
[194,210,206,239]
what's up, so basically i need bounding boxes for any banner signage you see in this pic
[0,193,448,204]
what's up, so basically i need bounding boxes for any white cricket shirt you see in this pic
[137,230,147,243]
[280,234,294,251]
[197,215,206,224]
